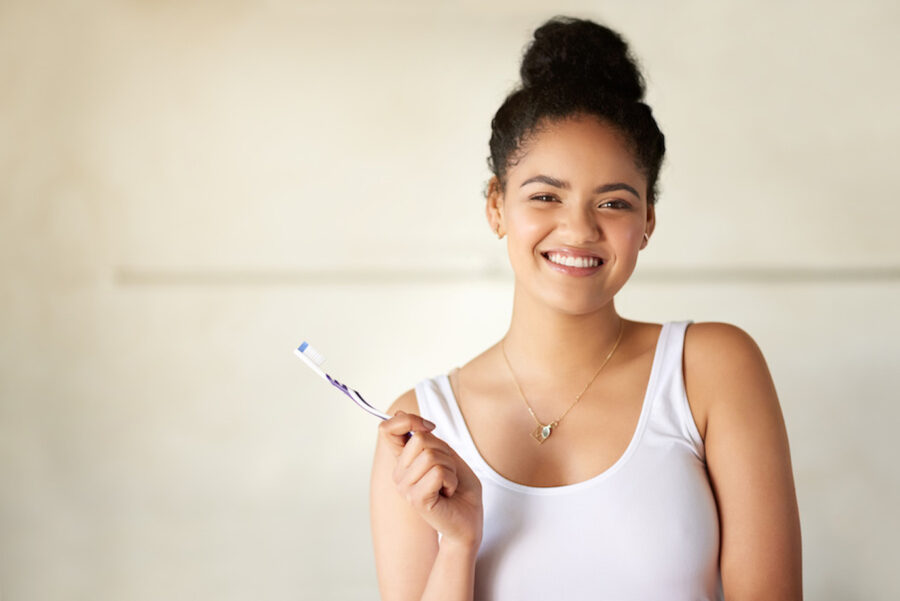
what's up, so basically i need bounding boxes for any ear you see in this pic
[640,202,656,250]
[485,176,505,238]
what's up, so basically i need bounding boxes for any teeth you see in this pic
[546,252,600,268]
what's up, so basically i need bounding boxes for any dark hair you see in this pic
[487,16,666,204]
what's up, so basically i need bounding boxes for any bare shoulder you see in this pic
[386,387,420,416]
[682,321,774,440]
[684,321,771,383]
[684,321,765,363]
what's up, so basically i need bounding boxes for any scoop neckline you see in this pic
[439,322,669,496]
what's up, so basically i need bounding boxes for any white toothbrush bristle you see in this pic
[299,342,326,366]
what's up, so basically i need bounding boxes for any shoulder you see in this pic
[682,321,774,439]
[386,387,420,416]
[684,320,762,355]
[684,321,768,377]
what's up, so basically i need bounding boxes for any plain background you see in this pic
[1,0,899,599]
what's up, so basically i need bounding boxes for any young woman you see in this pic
[370,16,802,601]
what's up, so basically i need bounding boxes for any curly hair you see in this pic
[487,16,666,204]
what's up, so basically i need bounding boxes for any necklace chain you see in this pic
[500,319,625,443]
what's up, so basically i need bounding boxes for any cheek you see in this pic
[507,211,549,248]
[615,219,645,248]
[624,227,642,247]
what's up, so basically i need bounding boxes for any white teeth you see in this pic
[546,252,600,268]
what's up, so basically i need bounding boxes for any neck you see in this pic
[501,284,625,383]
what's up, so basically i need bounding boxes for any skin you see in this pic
[370,114,803,600]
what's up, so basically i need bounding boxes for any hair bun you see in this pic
[520,16,645,103]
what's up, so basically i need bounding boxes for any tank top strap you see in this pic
[646,320,706,461]
[414,375,469,453]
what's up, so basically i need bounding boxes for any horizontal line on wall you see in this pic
[634,266,900,283]
[114,267,509,286]
[113,266,900,286]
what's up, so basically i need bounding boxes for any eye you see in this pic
[530,194,559,203]
[599,199,631,209]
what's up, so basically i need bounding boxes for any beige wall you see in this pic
[2,0,898,599]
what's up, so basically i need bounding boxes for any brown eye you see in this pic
[600,199,630,209]
[532,194,559,202]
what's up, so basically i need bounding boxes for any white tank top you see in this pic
[414,320,723,601]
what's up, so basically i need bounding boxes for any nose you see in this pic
[561,203,601,243]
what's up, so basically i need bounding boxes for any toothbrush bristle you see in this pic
[298,342,326,365]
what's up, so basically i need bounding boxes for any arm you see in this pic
[684,323,803,600]
[370,389,483,601]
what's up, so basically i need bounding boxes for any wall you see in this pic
[1,0,898,598]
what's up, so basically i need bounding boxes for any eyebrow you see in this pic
[519,174,641,199]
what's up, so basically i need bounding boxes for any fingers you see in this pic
[394,440,460,499]
[377,410,435,456]
[398,462,460,512]
[419,465,459,511]
[379,411,465,513]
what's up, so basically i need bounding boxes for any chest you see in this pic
[451,358,654,487]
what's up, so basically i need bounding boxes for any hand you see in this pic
[378,411,483,550]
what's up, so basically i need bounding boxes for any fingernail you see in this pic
[423,419,436,430]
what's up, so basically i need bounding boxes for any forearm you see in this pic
[419,538,478,601]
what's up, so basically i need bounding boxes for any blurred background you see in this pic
[1,0,898,599]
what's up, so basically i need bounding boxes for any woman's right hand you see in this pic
[378,410,484,550]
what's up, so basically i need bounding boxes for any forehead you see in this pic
[508,116,646,188]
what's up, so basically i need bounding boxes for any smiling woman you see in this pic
[370,15,802,601]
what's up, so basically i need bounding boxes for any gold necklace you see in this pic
[500,319,625,444]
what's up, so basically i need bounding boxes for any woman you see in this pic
[370,16,802,601]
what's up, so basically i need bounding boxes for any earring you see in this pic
[642,232,649,244]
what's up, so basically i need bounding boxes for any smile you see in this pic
[540,251,605,276]
[544,252,603,268]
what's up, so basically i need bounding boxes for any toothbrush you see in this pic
[294,341,391,421]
